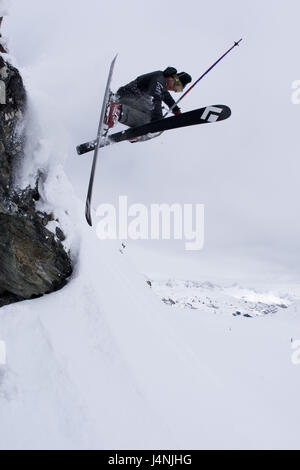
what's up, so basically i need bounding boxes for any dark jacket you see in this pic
[118,70,180,122]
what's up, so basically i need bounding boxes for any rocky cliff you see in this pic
[0,56,72,307]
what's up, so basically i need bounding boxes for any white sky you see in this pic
[2,0,300,276]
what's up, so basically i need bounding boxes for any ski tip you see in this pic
[85,201,93,227]
[86,213,93,227]
[206,105,231,122]
[216,104,231,119]
[76,144,83,155]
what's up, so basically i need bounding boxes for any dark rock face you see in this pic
[0,55,26,192]
[0,57,72,307]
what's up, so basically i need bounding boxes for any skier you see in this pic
[105,67,192,131]
[82,41,242,225]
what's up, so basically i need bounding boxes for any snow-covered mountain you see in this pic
[0,207,300,449]
[150,278,298,318]
[1,0,300,451]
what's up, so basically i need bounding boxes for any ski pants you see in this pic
[117,84,153,128]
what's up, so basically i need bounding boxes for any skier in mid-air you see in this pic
[105,67,192,133]
[79,42,241,226]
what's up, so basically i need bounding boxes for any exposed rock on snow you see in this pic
[0,57,72,307]
[150,278,295,318]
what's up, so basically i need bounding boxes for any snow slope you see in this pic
[1,1,300,448]
[0,208,300,449]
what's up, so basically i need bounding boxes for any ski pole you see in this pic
[164,38,243,117]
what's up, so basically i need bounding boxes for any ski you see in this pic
[85,54,117,226]
[77,105,231,156]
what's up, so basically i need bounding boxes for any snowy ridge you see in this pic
[150,279,298,318]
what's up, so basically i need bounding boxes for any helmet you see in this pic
[163,67,178,77]
[177,72,192,89]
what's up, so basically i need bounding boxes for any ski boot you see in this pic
[105,96,121,129]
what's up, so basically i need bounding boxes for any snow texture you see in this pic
[1,0,300,451]
[0,214,300,449]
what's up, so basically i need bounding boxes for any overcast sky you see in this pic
[2,0,300,277]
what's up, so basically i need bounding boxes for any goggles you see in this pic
[173,75,183,93]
